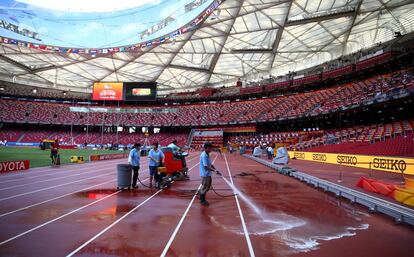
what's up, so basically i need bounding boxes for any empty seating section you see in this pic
[0,69,413,127]
[294,119,414,157]
[0,128,188,147]
[0,100,31,122]
[0,129,24,142]
[20,130,53,142]
[228,131,323,148]
[191,130,223,149]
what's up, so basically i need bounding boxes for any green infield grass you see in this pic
[0,147,126,168]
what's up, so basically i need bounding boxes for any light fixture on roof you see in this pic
[0,87,4,91]
[32,89,37,94]
[63,91,67,96]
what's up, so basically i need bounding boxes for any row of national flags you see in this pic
[0,0,223,56]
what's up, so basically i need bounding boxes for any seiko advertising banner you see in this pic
[290,151,414,175]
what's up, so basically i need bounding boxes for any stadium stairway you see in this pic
[16,131,26,143]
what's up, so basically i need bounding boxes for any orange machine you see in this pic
[155,147,189,188]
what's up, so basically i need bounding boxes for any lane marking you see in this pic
[0,158,147,185]
[224,153,255,257]
[160,185,201,257]
[0,170,115,202]
[0,189,123,246]
[0,166,150,218]
[66,187,162,257]
[0,168,116,191]
[0,155,198,212]
[160,154,218,257]
[0,158,129,181]
[66,157,202,257]
[0,179,115,218]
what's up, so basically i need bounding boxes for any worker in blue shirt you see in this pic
[199,142,219,206]
[148,142,165,188]
[128,143,141,189]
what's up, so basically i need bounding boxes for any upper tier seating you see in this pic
[1,69,413,127]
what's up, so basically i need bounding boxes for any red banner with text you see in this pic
[0,160,30,173]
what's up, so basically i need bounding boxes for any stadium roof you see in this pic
[0,0,413,95]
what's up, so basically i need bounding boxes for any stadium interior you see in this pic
[0,0,414,256]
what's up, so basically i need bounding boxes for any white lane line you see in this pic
[0,168,113,191]
[66,157,202,257]
[0,158,129,181]
[0,154,196,212]
[0,158,146,185]
[0,170,115,202]
[0,189,123,246]
[159,154,218,257]
[160,184,201,257]
[0,167,149,218]
[223,153,255,257]
[0,179,115,218]
[66,188,162,257]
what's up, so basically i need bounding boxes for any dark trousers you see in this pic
[199,176,212,196]
[132,166,139,186]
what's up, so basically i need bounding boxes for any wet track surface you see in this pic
[0,153,413,257]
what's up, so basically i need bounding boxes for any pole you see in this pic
[337,162,343,183]
[70,99,74,145]
[86,100,89,145]
[116,101,120,145]
[101,100,105,145]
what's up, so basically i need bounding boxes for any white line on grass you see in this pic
[223,153,255,257]
[159,154,218,257]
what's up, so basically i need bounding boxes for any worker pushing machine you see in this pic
[168,139,187,168]
[199,142,221,206]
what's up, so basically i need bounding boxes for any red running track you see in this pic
[0,153,413,257]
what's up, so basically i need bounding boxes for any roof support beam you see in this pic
[207,0,245,81]
[286,10,355,27]
[0,54,32,73]
[268,0,292,71]
[341,0,363,55]
[169,64,210,73]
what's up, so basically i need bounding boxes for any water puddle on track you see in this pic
[213,176,369,254]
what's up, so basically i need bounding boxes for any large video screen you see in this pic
[123,82,157,101]
[92,82,123,101]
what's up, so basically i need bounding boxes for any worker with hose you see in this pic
[148,142,165,188]
[199,142,221,206]
[128,143,141,189]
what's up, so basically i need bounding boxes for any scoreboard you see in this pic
[123,82,157,101]
[92,82,156,101]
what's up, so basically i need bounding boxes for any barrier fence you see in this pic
[289,151,414,176]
